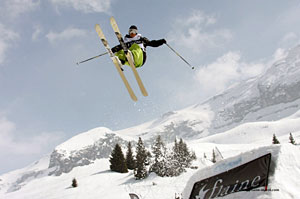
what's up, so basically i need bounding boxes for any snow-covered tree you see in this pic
[272,134,280,144]
[170,138,184,176]
[151,135,168,177]
[134,137,148,180]
[109,143,128,173]
[212,149,216,163]
[289,133,296,145]
[191,151,197,161]
[178,138,195,168]
[168,138,196,176]
[126,142,136,170]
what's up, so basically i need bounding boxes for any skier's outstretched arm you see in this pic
[143,37,166,47]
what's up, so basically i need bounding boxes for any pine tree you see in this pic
[212,149,216,163]
[289,133,296,145]
[126,142,136,170]
[272,134,280,144]
[191,151,197,161]
[169,138,196,176]
[171,138,183,176]
[134,137,148,180]
[72,178,78,188]
[109,143,128,173]
[178,138,194,168]
[151,135,167,176]
[161,149,174,177]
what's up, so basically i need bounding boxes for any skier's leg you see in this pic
[129,44,143,68]
[114,50,127,65]
[115,44,143,68]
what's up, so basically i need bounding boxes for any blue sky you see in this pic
[1,0,300,174]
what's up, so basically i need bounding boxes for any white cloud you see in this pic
[279,32,300,48]
[162,52,266,108]
[168,10,232,53]
[0,116,64,156]
[183,10,216,26]
[0,113,65,173]
[51,0,111,13]
[0,23,19,64]
[282,32,298,42]
[46,27,88,43]
[194,52,264,94]
[32,25,42,41]
[1,0,40,19]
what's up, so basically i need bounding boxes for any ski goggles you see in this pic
[129,29,138,35]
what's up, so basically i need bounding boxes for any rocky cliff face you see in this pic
[48,128,130,176]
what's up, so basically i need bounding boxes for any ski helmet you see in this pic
[129,25,138,35]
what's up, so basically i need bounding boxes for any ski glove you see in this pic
[111,45,121,53]
[162,39,167,44]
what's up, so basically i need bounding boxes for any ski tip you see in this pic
[110,16,117,24]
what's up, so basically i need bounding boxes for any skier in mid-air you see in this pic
[93,18,193,101]
[111,25,166,68]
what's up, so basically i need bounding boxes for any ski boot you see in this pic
[114,56,124,71]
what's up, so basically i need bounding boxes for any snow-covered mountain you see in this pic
[1,45,300,198]
[202,45,300,133]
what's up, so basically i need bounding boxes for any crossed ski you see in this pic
[95,17,148,101]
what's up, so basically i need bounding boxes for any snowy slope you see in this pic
[0,155,52,193]
[1,133,299,199]
[1,107,299,198]
[199,109,300,145]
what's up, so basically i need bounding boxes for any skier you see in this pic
[111,25,166,68]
